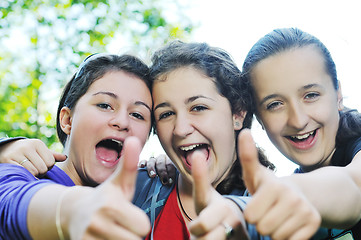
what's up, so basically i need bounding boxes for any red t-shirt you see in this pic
[146,187,190,240]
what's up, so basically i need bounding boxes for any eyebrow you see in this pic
[93,91,117,98]
[258,83,322,106]
[93,91,151,112]
[154,95,215,111]
[259,94,279,106]
[134,101,152,112]
[302,83,320,90]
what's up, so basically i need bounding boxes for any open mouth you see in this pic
[287,130,316,142]
[95,139,123,166]
[179,143,210,168]
[286,129,318,150]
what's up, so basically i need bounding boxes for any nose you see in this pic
[287,102,309,130]
[109,109,130,131]
[173,113,194,138]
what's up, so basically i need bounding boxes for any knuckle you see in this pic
[30,169,40,177]
[38,165,49,175]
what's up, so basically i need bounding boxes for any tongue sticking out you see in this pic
[185,147,209,166]
[96,146,118,162]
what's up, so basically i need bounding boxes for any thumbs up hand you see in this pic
[189,151,249,240]
[238,129,320,240]
[66,136,151,240]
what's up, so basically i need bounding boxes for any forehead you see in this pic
[87,70,151,100]
[251,46,329,89]
[152,66,219,100]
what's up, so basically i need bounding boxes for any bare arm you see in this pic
[26,137,150,240]
[240,129,361,239]
[282,153,361,228]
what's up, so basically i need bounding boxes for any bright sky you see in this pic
[140,0,361,176]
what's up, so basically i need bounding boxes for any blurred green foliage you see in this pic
[0,0,193,150]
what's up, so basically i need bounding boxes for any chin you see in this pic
[89,172,113,186]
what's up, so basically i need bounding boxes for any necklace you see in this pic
[176,182,193,221]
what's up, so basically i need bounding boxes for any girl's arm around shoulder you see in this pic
[0,137,67,176]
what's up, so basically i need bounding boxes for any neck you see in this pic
[177,175,196,222]
[301,147,336,172]
[57,159,83,186]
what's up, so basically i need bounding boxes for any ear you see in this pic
[337,81,344,111]
[233,111,246,130]
[59,107,73,135]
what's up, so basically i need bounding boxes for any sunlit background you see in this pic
[139,0,361,176]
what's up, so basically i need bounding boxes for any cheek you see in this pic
[155,123,171,144]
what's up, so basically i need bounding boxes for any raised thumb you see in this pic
[191,151,211,214]
[111,136,141,200]
[238,129,262,195]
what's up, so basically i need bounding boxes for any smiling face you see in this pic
[60,70,152,185]
[251,46,342,171]
[153,66,243,186]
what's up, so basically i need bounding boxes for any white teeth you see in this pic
[293,131,314,140]
[111,139,123,147]
[180,144,200,151]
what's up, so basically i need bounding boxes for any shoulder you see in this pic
[134,168,175,201]
[333,136,361,166]
[44,165,75,186]
[0,164,69,194]
[0,163,37,182]
[350,136,361,154]
[133,167,175,209]
[0,164,55,240]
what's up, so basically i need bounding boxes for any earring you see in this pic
[235,121,240,127]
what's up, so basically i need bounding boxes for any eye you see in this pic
[158,111,174,120]
[304,92,320,101]
[266,101,283,111]
[97,103,112,110]
[191,105,208,112]
[130,112,145,120]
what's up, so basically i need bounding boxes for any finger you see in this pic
[238,129,262,194]
[29,139,56,169]
[114,204,152,237]
[24,151,49,175]
[138,159,147,168]
[18,158,39,176]
[190,199,227,236]
[155,155,169,184]
[268,199,320,239]
[146,157,157,178]
[91,204,150,239]
[52,151,67,163]
[85,207,148,240]
[239,130,279,224]
[111,136,141,200]
[191,223,229,240]
[191,151,210,214]
[166,159,176,185]
[286,221,320,240]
